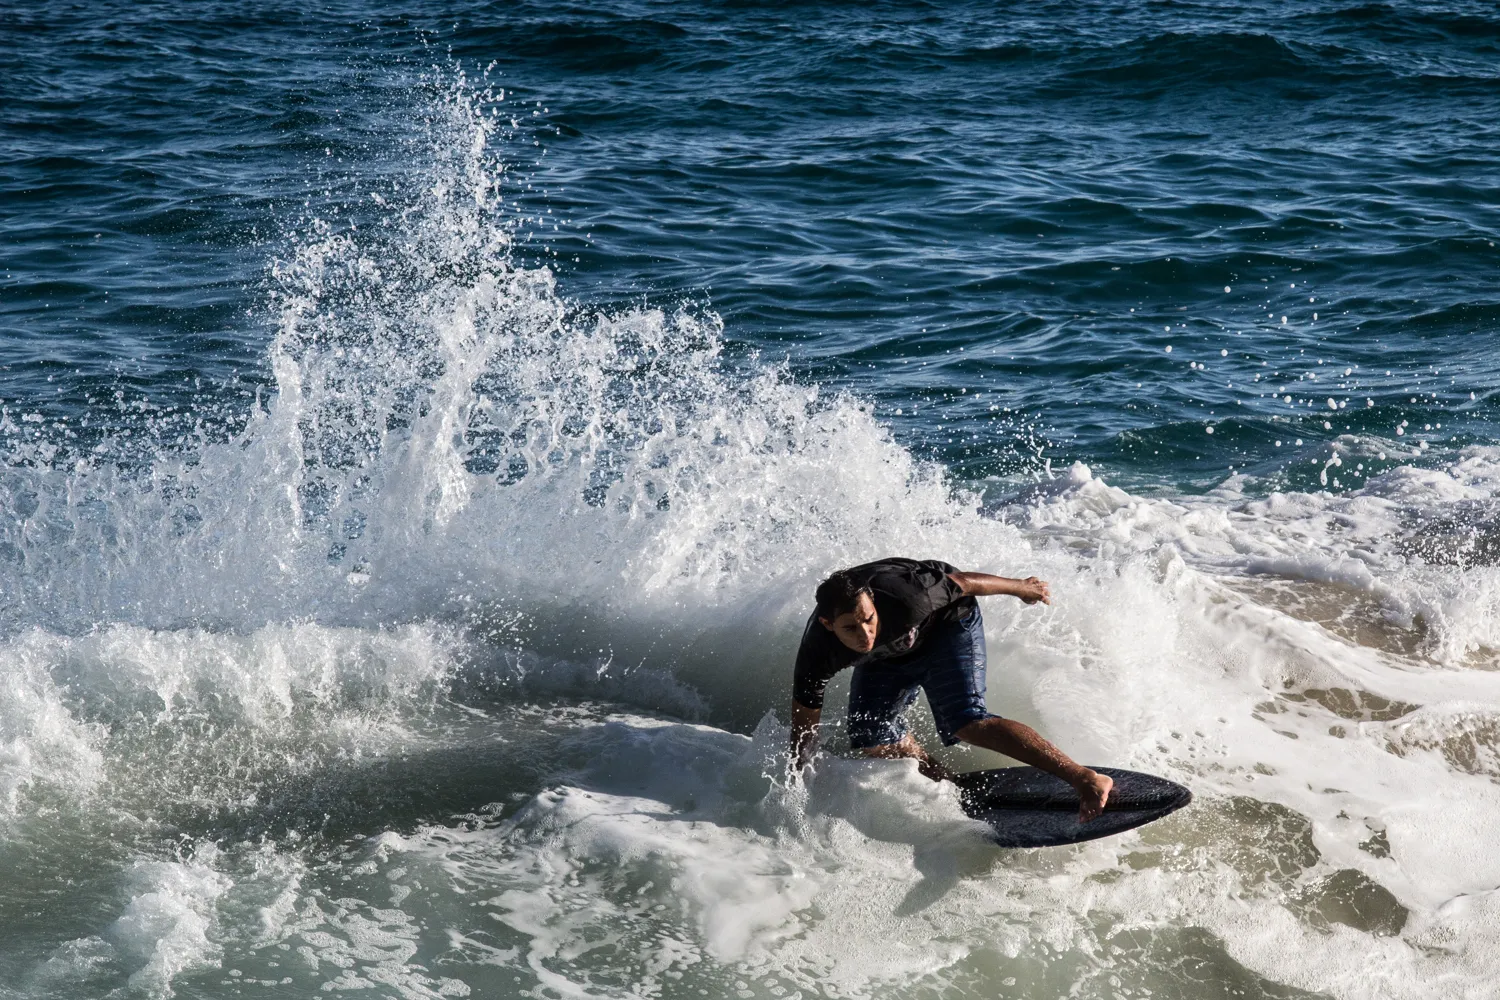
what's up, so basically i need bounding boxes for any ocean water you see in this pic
[3,1,1500,997]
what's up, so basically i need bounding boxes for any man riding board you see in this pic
[789,557,1113,822]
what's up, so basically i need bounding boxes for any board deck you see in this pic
[954,766,1191,848]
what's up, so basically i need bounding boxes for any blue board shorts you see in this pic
[847,604,996,749]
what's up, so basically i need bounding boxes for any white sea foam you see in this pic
[110,849,234,993]
[0,630,106,817]
[0,622,459,825]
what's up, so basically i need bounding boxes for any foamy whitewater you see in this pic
[4,77,1500,1000]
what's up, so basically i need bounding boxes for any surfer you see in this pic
[789,558,1113,822]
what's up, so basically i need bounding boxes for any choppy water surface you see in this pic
[2,2,1500,998]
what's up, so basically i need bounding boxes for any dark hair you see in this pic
[815,570,870,620]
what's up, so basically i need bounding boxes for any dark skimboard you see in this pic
[955,767,1191,848]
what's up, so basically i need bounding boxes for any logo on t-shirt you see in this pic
[881,627,920,656]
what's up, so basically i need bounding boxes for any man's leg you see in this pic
[953,717,1113,822]
[922,606,1113,821]
[860,732,954,781]
[847,664,953,779]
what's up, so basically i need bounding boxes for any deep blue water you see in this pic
[5,0,1498,493]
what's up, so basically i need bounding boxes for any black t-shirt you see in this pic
[792,557,976,709]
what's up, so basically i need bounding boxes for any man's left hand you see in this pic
[1015,576,1050,605]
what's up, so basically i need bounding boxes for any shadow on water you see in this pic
[136,703,603,845]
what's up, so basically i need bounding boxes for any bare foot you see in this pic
[1074,769,1113,822]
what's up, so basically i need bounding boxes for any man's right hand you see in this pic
[789,701,822,776]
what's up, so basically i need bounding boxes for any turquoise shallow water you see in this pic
[3,3,1500,999]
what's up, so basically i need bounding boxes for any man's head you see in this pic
[816,571,879,653]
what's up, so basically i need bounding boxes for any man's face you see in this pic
[820,591,878,653]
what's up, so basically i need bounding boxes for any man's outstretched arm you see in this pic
[948,572,1050,605]
[945,571,1111,820]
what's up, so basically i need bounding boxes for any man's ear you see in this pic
[817,617,833,631]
